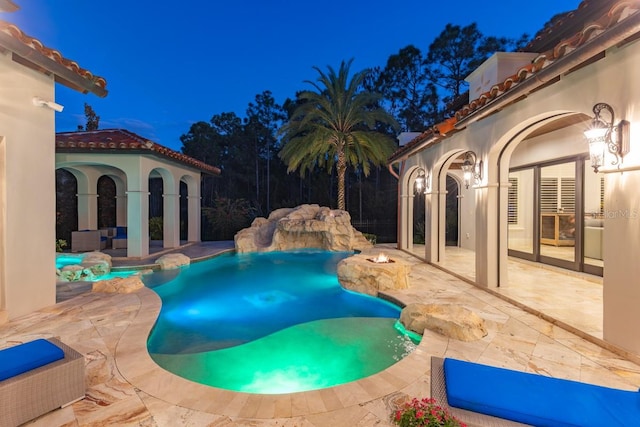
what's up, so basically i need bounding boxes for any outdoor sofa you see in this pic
[71,229,107,252]
[0,338,85,427]
[431,356,640,427]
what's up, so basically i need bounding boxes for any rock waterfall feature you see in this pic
[234,204,372,253]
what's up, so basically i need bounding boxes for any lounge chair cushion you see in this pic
[115,226,127,238]
[0,339,65,381]
[444,358,640,427]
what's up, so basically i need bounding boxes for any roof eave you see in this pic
[0,29,107,97]
[56,147,221,175]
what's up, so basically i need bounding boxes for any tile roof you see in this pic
[388,0,640,163]
[56,129,221,176]
[0,20,107,97]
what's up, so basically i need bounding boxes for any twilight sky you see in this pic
[4,0,580,150]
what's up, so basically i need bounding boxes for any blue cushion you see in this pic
[0,339,65,381]
[444,358,640,427]
[115,226,127,238]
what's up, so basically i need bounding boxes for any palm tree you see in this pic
[279,59,399,211]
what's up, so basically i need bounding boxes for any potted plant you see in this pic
[392,397,466,427]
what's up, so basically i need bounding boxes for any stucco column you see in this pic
[474,183,500,287]
[424,191,439,263]
[398,193,410,250]
[163,193,180,248]
[125,190,149,258]
[115,194,127,226]
[76,193,98,230]
[602,171,640,355]
[187,194,201,242]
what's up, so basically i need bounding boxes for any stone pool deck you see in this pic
[3,244,640,426]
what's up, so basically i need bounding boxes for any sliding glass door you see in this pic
[508,158,603,276]
[539,161,576,267]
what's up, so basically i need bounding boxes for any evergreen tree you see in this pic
[84,103,100,131]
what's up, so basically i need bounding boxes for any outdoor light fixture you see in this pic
[461,151,483,189]
[414,170,425,193]
[413,169,431,194]
[32,96,64,112]
[584,102,630,173]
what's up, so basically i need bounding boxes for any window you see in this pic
[540,177,575,213]
[600,177,605,215]
[508,177,518,224]
[540,178,558,212]
[560,178,576,213]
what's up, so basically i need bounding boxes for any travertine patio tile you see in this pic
[1,243,637,425]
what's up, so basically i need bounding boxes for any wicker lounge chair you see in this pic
[0,338,85,427]
[430,357,530,427]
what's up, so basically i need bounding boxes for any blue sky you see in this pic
[5,1,580,150]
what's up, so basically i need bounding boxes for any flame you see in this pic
[373,253,390,263]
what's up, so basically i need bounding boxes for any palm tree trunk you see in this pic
[337,149,347,211]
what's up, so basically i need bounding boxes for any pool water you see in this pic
[56,254,85,270]
[56,253,136,281]
[146,250,418,394]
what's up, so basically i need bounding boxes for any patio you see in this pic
[3,244,640,426]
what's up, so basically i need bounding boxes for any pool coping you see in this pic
[115,287,428,418]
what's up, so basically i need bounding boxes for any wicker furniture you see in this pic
[111,226,127,249]
[430,357,530,427]
[0,338,85,427]
[71,230,107,252]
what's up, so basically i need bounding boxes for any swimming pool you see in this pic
[56,253,136,282]
[146,250,417,394]
[56,254,85,270]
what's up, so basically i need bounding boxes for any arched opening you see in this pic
[501,113,601,276]
[97,176,116,229]
[149,175,164,242]
[180,180,188,241]
[435,152,476,282]
[55,168,78,246]
[445,175,459,246]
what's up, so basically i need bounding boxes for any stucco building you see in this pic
[0,10,107,321]
[389,0,640,357]
[0,5,220,322]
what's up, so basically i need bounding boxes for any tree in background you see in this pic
[178,22,531,242]
[245,91,286,214]
[426,23,525,107]
[371,45,439,132]
[83,103,100,131]
[202,196,254,240]
[279,59,399,211]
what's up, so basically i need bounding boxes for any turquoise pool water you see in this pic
[56,254,136,281]
[55,254,85,269]
[146,250,418,394]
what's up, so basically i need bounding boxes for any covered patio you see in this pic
[55,129,221,258]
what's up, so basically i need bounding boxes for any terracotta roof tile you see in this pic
[0,20,107,96]
[56,129,221,175]
[389,0,640,163]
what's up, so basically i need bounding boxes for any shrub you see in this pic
[56,239,67,253]
[202,196,254,240]
[149,216,163,240]
[363,233,377,245]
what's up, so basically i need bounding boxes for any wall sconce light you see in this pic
[413,169,431,194]
[414,169,426,194]
[461,151,483,189]
[32,96,64,112]
[583,102,630,173]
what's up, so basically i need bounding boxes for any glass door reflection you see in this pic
[539,162,576,264]
[508,168,535,256]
